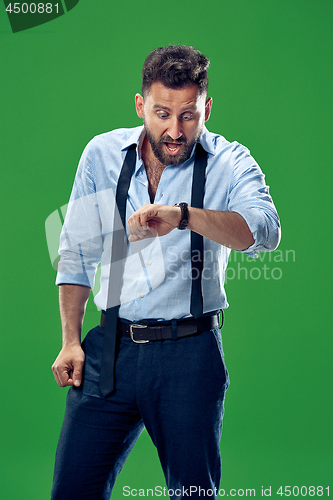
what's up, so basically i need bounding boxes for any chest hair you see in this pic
[144,157,166,203]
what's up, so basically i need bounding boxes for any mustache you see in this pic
[160,135,188,145]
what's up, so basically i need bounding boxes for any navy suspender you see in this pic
[190,143,207,319]
[99,143,208,397]
[99,144,136,397]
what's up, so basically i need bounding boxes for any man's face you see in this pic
[135,82,212,166]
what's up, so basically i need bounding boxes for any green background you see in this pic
[0,0,332,498]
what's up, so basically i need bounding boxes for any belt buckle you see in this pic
[129,324,149,344]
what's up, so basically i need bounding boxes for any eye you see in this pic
[182,113,193,121]
[157,111,169,119]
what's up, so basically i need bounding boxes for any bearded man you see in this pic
[51,45,280,500]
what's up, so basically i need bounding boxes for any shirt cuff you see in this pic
[234,208,280,258]
[56,272,93,288]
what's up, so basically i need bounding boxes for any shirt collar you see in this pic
[198,126,217,156]
[121,125,145,152]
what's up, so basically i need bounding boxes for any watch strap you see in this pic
[174,202,188,230]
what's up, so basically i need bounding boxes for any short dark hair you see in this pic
[142,45,210,97]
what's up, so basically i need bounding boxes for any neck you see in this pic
[141,135,163,169]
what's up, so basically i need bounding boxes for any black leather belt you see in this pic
[100,312,220,344]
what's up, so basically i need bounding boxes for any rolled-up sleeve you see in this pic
[56,143,103,287]
[228,144,281,257]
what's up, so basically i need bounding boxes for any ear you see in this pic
[205,97,213,121]
[135,93,144,119]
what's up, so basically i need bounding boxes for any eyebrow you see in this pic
[152,104,197,112]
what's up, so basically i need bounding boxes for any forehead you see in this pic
[144,82,205,110]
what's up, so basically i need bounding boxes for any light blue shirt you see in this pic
[56,125,280,321]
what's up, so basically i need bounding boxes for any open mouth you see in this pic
[164,142,183,155]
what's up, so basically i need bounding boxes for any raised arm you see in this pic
[187,207,254,250]
[127,204,255,251]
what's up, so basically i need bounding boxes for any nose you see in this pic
[168,118,182,141]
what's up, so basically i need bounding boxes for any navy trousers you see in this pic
[51,324,229,500]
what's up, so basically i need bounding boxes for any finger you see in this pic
[135,224,148,236]
[129,205,155,229]
[72,357,84,387]
[128,217,148,239]
[52,357,74,387]
[145,224,158,238]
[128,226,157,242]
[134,213,149,234]
[128,231,147,242]
[139,207,157,228]
[52,366,68,387]
[128,225,145,240]
[52,362,62,386]
[59,366,73,386]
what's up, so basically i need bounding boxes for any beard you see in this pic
[144,122,203,166]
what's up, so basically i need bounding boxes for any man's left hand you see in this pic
[128,203,181,241]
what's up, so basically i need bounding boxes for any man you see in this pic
[51,45,280,499]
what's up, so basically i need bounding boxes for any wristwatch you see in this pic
[174,202,189,230]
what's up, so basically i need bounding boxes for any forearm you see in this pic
[59,284,91,346]
[187,207,255,251]
[128,203,255,250]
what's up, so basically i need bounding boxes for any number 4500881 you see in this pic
[277,486,330,497]
[5,3,59,14]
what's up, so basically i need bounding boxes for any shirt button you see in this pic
[161,193,164,198]
[147,261,152,266]
[140,293,144,298]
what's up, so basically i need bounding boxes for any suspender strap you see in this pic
[99,142,208,397]
[99,144,136,397]
[190,143,208,319]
